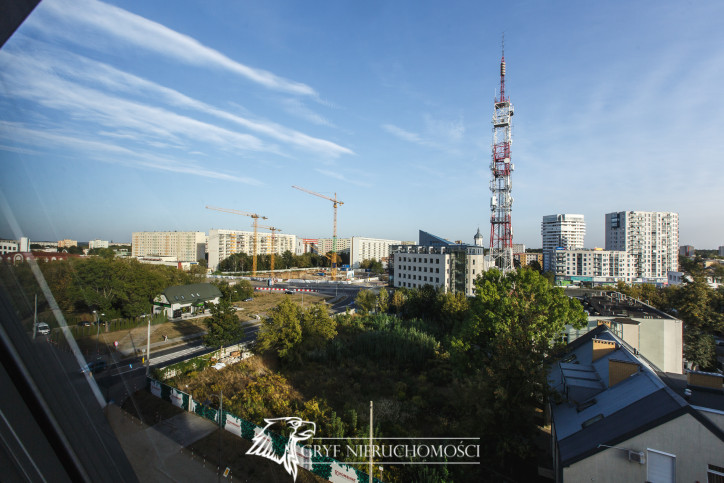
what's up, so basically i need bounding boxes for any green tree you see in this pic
[234,280,254,301]
[360,259,384,274]
[390,288,406,315]
[88,247,116,259]
[450,268,587,467]
[204,298,244,348]
[255,298,303,359]
[300,303,337,351]
[355,289,377,315]
[377,287,389,313]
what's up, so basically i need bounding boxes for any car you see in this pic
[78,321,91,327]
[36,322,50,335]
[80,359,107,374]
[285,289,295,294]
[243,298,253,302]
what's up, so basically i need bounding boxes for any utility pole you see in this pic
[369,400,373,483]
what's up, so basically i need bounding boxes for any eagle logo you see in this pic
[246,417,316,481]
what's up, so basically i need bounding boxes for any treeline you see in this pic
[218,250,333,272]
[0,256,206,321]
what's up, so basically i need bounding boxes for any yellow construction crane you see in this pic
[205,205,267,276]
[291,185,344,279]
[257,224,282,281]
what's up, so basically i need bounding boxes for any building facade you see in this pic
[542,214,586,272]
[316,237,351,256]
[132,231,206,262]
[605,211,679,283]
[679,245,695,257]
[390,231,490,296]
[553,248,635,284]
[57,239,78,248]
[0,240,18,255]
[515,252,543,267]
[88,239,109,250]
[350,237,402,268]
[208,229,297,271]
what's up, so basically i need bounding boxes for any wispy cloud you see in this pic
[33,0,317,97]
[382,124,428,145]
[280,98,336,127]
[315,168,372,188]
[0,121,262,185]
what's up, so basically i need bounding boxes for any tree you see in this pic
[234,280,254,301]
[300,304,337,351]
[88,247,116,259]
[360,259,384,274]
[355,289,377,315]
[528,260,542,273]
[204,298,244,348]
[390,288,406,315]
[450,268,587,467]
[255,298,303,359]
[377,287,389,313]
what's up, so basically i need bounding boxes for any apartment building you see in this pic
[553,248,635,284]
[88,239,109,250]
[316,237,351,256]
[0,239,18,255]
[605,211,678,283]
[208,229,297,271]
[132,231,206,262]
[350,237,402,268]
[542,214,586,272]
[57,239,77,248]
[391,231,490,296]
[515,252,543,267]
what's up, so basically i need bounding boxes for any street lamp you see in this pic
[204,390,224,482]
[145,314,152,376]
[93,310,105,356]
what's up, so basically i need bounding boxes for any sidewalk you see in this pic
[106,404,220,482]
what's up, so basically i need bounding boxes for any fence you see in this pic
[146,377,382,483]
[155,342,253,380]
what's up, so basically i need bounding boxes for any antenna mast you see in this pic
[489,35,515,272]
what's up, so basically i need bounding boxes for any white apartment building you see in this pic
[605,211,678,283]
[350,237,402,268]
[208,229,297,271]
[541,214,586,272]
[132,231,206,262]
[553,248,635,284]
[88,239,109,250]
[0,240,18,255]
[316,237,351,256]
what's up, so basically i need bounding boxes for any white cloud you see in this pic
[34,0,317,97]
[0,121,262,185]
[280,98,336,127]
[382,124,428,145]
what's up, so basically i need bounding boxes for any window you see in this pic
[708,464,724,483]
[647,449,675,483]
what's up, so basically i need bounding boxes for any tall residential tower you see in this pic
[541,214,586,272]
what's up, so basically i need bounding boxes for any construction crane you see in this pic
[291,185,344,280]
[205,205,267,276]
[257,224,282,281]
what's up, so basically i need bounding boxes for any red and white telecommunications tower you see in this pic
[489,40,514,272]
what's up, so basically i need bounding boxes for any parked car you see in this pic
[78,321,91,327]
[80,359,107,374]
[36,322,50,335]
[285,289,295,294]
[243,298,253,302]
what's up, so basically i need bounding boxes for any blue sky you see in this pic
[1,0,723,248]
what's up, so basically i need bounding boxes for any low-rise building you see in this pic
[57,239,77,248]
[152,283,221,319]
[0,239,18,255]
[565,290,683,374]
[390,230,491,296]
[548,325,724,482]
[88,239,109,250]
[514,252,542,267]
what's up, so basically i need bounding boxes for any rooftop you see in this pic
[567,289,673,320]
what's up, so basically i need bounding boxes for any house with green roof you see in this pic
[152,283,222,319]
